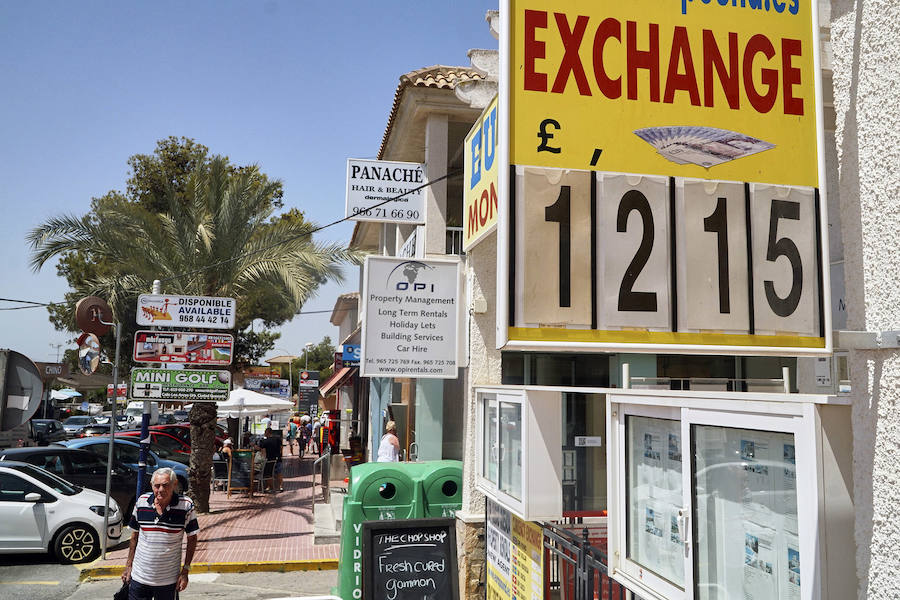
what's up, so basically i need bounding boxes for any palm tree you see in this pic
[28,156,357,512]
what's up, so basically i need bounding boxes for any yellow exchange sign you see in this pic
[464,95,499,251]
[509,0,819,187]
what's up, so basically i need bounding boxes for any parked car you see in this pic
[151,423,227,447]
[62,416,97,437]
[79,424,115,437]
[172,409,189,422]
[115,414,137,429]
[55,437,189,491]
[118,430,191,454]
[30,419,69,445]
[157,413,177,425]
[0,446,145,516]
[0,460,122,563]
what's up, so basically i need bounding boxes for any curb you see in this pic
[79,559,339,581]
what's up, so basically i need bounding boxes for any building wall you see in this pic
[831,0,900,597]
[458,233,502,598]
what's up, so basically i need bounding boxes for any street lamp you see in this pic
[304,342,314,370]
[273,348,298,401]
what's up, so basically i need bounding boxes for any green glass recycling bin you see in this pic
[335,460,462,599]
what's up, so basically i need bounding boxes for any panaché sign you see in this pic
[499,0,830,355]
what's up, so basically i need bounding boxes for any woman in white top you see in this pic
[376,420,400,462]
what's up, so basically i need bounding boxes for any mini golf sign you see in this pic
[131,368,230,402]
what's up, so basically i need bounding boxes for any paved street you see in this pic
[0,451,342,599]
[0,559,338,600]
[68,570,338,599]
[0,555,82,600]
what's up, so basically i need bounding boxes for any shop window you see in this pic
[499,401,522,500]
[562,393,607,515]
[501,352,610,386]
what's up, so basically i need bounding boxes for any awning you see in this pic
[319,367,357,397]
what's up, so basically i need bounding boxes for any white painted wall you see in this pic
[459,234,502,519]
[831,0,900,596]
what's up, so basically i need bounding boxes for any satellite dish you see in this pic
[0,350,44,431]
[78,333,102,376]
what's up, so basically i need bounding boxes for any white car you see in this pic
[0,460,123,563]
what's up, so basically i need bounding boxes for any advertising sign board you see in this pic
[486,498,544,600]
[34,362,69,381]
[298,370,319,408]
[362,519,459,600]
[498,0,830,356]
[244,377,290,400]
[131,368,230,402]
[133,330,233,365]
[136,294,236,329]
[361,256,460,378]
[341,345,360,366]
[106,383,127,399]
[345,158,426,224]
[464,95,499,250]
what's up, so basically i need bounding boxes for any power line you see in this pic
[153,167,460,288]
[3,168,462,311]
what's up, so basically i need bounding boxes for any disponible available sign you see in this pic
[136,294,236,329]
[361,256,459,379]
[346,158,426,224]
[131,368,230,402]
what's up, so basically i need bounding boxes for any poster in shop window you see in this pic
[626,416,684,587]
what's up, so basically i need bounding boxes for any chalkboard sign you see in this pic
[227,449,254,496]
[363,518,458,600]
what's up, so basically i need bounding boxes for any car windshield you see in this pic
[149,443,177,460]
[65,416,91,425]
[8,463,79,496]
[32,422,49,432]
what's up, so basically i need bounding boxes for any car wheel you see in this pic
[53,523,100,564]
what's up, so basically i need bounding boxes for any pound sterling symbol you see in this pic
[537,118,561,154]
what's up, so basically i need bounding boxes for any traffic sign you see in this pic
[75,296,112,336]
[136,294,236,329]
[0,350,43,431]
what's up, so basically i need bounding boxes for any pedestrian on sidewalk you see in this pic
[254,427,284,492]
[122,467,198,599]
[286,419,298,455]
[377,421,400,462]
[311,418,321,455]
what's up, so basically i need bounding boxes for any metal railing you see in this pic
[543,523,639,600]
[312,448,331,504]
[446,226,465,255]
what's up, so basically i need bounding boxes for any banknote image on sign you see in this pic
[501,0,829,354]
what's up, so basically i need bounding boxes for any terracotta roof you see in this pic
[378,65,484,159]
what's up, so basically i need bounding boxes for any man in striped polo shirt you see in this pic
[122,468,199,599]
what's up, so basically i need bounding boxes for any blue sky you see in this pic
[0,1,497,364]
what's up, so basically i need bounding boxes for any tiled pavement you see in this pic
[86,449,341,573]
